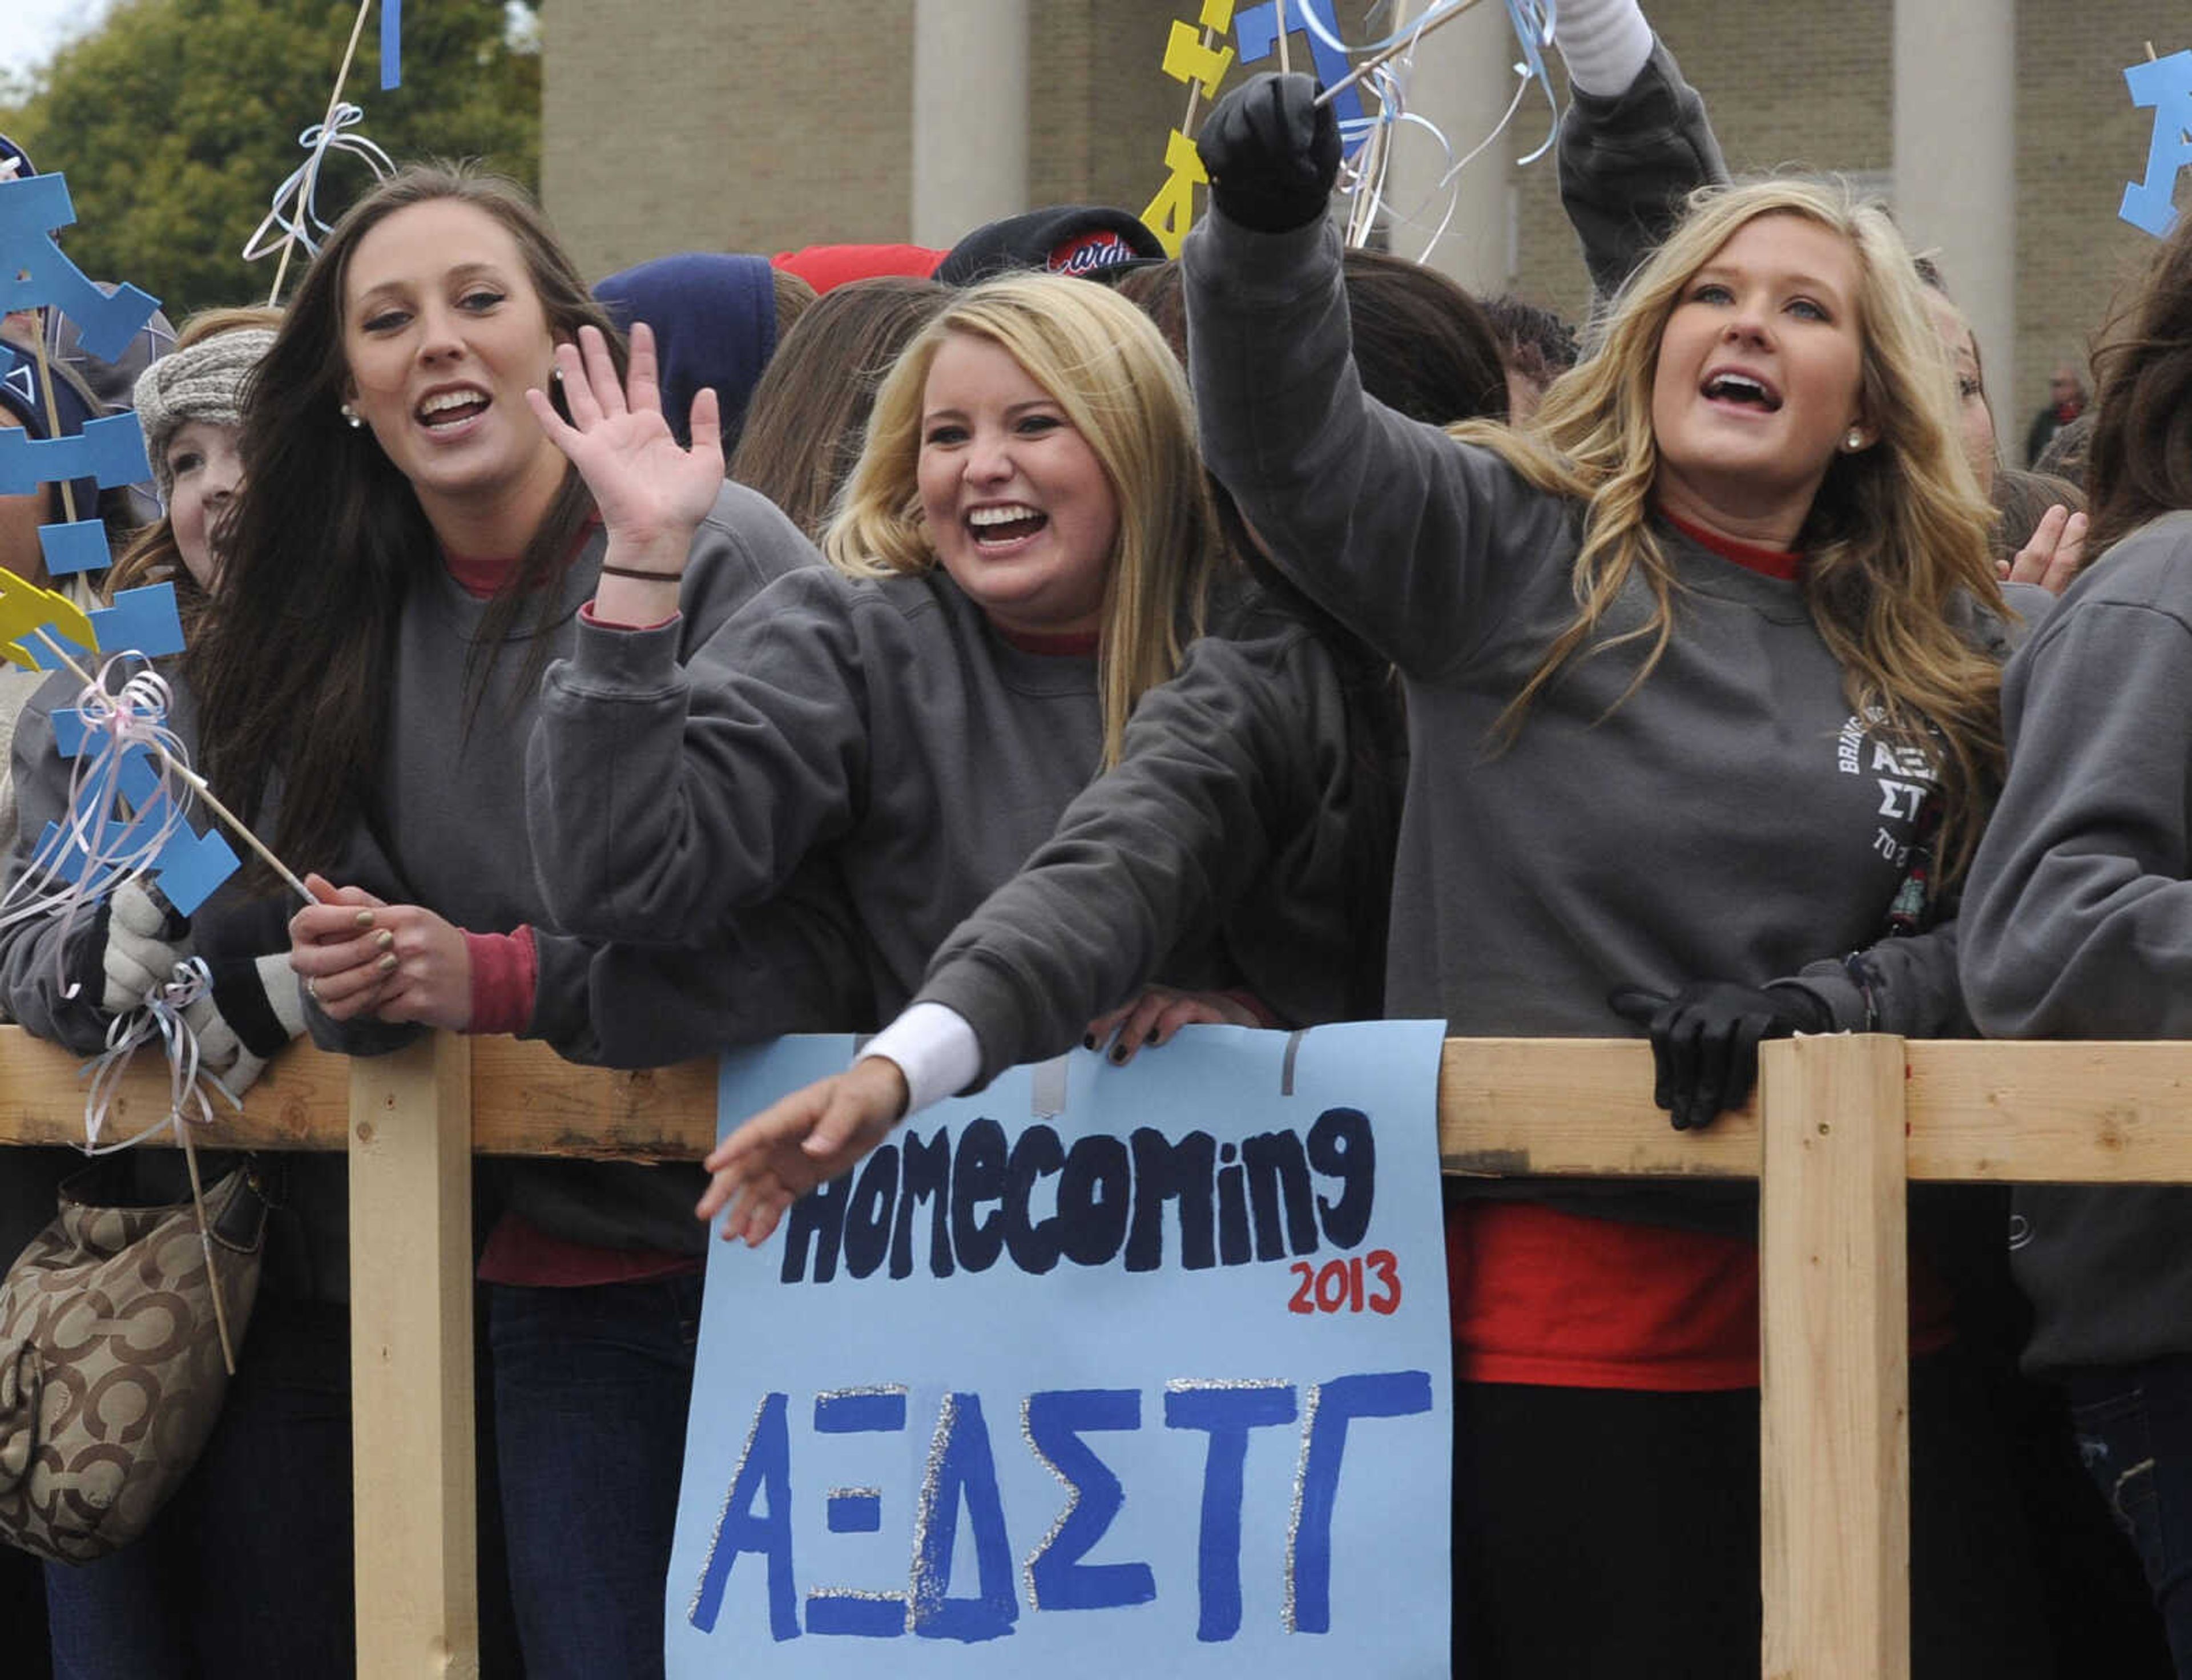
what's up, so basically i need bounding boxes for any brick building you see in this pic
[543,1,2174,435]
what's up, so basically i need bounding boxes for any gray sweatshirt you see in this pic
[1961,510,2192,1372]
[528,565,1232,1025]
[1557,40,1731,315]
[1182,207,2032,1230]
[898,37,1724,1089]
[916,598,1387,1086]
[307,480,828,1255]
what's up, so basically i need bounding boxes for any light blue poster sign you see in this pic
[667,1022,1452,1676]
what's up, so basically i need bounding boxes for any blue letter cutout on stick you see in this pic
[42,703,240,916]
[2124,50,2192,237]
[1234,3,1367,144]
[0,175,161,361]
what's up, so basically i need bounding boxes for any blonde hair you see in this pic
[826,273,1216,767]
[1453,178,2008,880]
[106,306,285,623]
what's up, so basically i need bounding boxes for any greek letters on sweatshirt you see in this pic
[1961,509,2192,1372]
[1180,210,2032,1246]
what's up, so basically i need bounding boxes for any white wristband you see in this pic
[858,1001,983,1117]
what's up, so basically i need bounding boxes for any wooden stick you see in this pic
[1275,0,1291,75]
[27,326,78,527]
[177,1120,240,1373]
[1315,0,1489,108]
[163,754,317,905]
[1181,21,1223,140]
[29,626,316,904]
[267,0,376,307]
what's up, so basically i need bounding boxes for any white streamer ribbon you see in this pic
[79,954,246,1372]
[240,102,396,267]
[80,955,241,1154]
[1328,0,1561,259]
[0,659,199,991]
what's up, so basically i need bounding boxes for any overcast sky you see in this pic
[2,0,107,95]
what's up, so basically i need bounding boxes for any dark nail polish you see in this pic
[1110,1045,1129,1064]
[1082,1034,1097,1050]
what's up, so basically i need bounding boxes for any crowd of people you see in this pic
[0,0,2185,1674]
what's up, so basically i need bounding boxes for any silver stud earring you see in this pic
[1844,426,1866,452]
[340,402,361,429]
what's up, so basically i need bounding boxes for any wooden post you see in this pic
[349,1033,480,1678]
[1759,1034,1910,1680]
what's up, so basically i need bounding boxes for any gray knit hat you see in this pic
[132,328,276,505]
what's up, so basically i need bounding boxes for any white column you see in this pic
[910,0,1031,248]
[1892,0,2015,404]
[1375,0,1517,296]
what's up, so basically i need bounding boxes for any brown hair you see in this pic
[1118,252,1508,427]
[2084,213,2192,557]
[771,266,817,343]
[727,276,949,540]
[1988,467,2086,567]
[187,162,624,881]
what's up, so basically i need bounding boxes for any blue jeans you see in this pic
[45,1297,354,1680]
[2070,1356,2192,1677]
[488,1272,703,1680]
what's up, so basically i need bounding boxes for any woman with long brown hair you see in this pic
[188,162,820,1678]
[1961,204,2192,1678]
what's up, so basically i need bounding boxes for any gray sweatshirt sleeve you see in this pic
[1557,39,1729,311]
[527,570,870,944]
[914,624,1332,1085]
[1181,212,1580,682]
[1960,539,2192,1039]
[1787,922,1970,1040]
[525,863,876,1066]
[0,678,122,1051]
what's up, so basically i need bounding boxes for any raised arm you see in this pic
[1555,17,1730,309]
[1184,76,1577,679]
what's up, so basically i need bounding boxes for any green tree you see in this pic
[0,0,539,319]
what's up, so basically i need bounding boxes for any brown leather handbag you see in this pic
[0,1157,269,1564]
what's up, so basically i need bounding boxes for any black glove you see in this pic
[1608,981,1836,1131]
[1196,71,1341,235]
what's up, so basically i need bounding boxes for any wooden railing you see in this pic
[6,1025,2185,1679]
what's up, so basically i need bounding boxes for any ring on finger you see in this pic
[305,977,320,1002]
